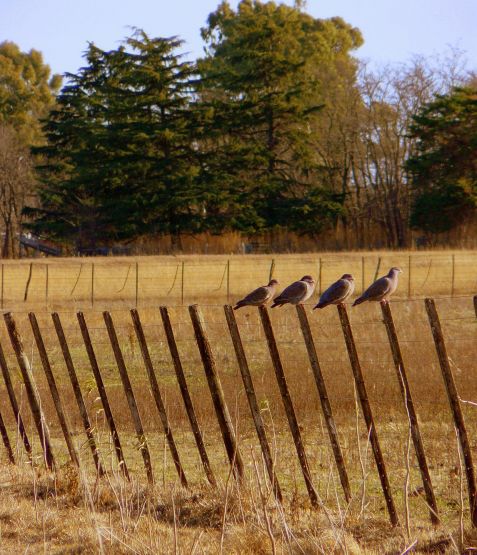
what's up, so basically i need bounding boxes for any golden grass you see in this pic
[0,253,476,551]
[1,249,476,310]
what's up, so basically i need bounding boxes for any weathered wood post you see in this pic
[4,312,55,470]
[224,305,282,502]
[380,301,439,524]
[259,305,319,508]
[0,339,32,458]
[296,304,351,503]
[337,304,399,526]
[425,298,477,527]
[189,304,244,482]
[130,308,188,488]
[160,306,216,485]
[0,408,14,463]
[77,311,129,479]
[52,312,104,475]
[103,311,154,484]
[29,312,80,468]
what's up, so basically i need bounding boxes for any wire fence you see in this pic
[1,252,477,310]
[0,295,476,526]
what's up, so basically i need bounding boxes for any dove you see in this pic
[271,275,315,308]
[353,267,402,306]
[233,279,279,310]
[313,274,355,309]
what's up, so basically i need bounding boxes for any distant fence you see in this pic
[1,252,477,309]
[0,297,476,528]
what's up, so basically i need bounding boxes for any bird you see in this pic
[271,275,315,308]
[352,267,402,306]
[233,279,279,310]
[313,274,355,309]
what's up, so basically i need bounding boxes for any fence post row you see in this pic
[3,312,55,470]
[337,304,399,527]
[130,309,188,488]
[380,301,439,524]
[160,306,216,486]
[51,312,104,475]
[76,311,129,480]
[224,305,283,502]
[103,311,154,485]
[29,312,80,468]
[0,338,32,459]
[295,304,351,503]
[259,305,319,508]
[189,304,244,482]
[425,298,477,527]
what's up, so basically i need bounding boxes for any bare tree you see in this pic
[0,125,35,258]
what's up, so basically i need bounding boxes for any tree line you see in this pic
[0,0,476,257]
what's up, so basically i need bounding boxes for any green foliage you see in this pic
[29,31,200,248]
[408,86,477,233]
[197,0,361,235]
[0,41,61,146]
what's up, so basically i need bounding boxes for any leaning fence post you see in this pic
[380,301,439,524]
[77,311,129,479]
[130,309,188,488]
[425,298,477,527]
[0,407,14,463]
[4,312,55,470]
[337,304,399,526]
[160,306,216,485]
[52,313,104,475]
[0,339,32,458]
[103,311,154,484]
[224,305,282,502]
[296,304,351,503]
[189,304,244,482]
[259,305,319,508]
[29,312,80,468]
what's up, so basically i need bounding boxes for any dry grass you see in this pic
[0,253,476,552]
[1,250,477,310]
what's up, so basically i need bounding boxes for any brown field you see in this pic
[0,252,476,553]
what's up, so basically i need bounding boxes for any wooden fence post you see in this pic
[474,295,477,319]
[0,339,32,458]
[425,298,477,527]
[77,311,129,479]
[380,301,439,524]
[189,304,244,482]
[130,309,188,488]
[269,259,275,282]
[4,312,55,470]
[337,304,399,526]
[224,305,282,502]
[0,407,14,463]
[259,305,319,508]
[103,311,154,484]
[160,306,216,485]
[29,312,80,468]
[52,313,104,475]
[373,257,382,281]
[296,304,351,503]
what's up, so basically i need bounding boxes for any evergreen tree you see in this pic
[407,86,477,233]
[29,30,200,249]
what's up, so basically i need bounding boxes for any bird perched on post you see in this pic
[313,274,355,309]
[233,279,279,310]
[271,276,315,308]
[353,267,402,306]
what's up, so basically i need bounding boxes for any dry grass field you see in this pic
[0,252,476,553]
[1,250,476,310]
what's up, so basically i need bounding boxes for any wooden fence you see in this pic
[0,297,476,529]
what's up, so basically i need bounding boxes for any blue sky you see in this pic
[2,0,476,77]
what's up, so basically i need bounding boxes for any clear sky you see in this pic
[1,0,476,78]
